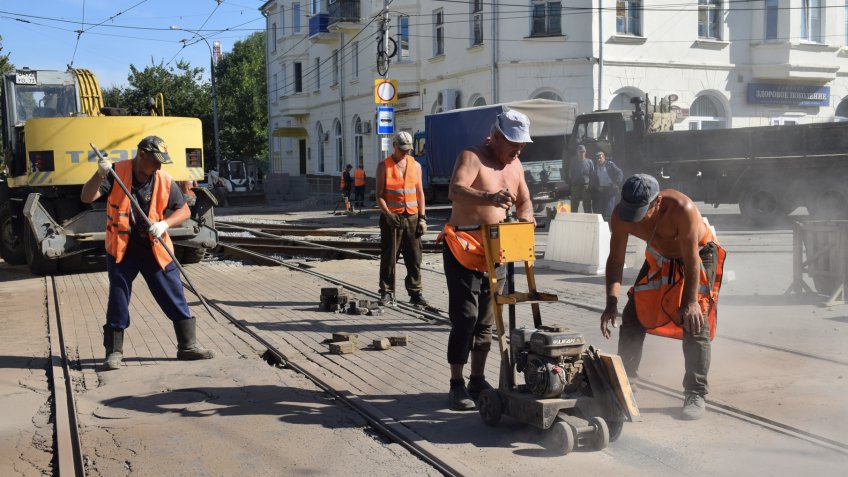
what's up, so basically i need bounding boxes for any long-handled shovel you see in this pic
[90,143,218,320]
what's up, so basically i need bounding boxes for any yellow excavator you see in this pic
[0,67,217,274]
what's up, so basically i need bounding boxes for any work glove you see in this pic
[385,212,402,229]
[97,156,113,179]
[148,221,169,239]
[416,217,427,238]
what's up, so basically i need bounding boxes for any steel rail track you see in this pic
[46,276,86,477]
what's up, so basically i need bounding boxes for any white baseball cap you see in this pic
[494,109,533,143]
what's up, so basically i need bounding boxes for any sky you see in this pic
[0,0,266,88]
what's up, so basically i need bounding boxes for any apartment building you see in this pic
[260,0,848,193]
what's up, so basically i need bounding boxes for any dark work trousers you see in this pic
[618,242,719,396]
[443,244,506,365]
[570,184,593,213]
[105,240,191,330]
[592,186,618,221]
[379,213,422,297]
[353,185,365,209]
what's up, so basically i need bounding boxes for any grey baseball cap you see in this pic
[494,109,533,143]
[617,174,660,222]
[393,131,413,151]
[576,145,586,152]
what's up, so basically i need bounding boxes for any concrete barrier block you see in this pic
[329,341,356,354]
[537,212,610,275]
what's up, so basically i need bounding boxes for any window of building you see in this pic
[534,91,563,102]
[801,0,822,43]
[764,0,778,40]
[470,95,487,107]
[292,2,301,34]
[310,0,320,15]
[281,63,288,96]
[616,1,641,36]
[353,116,364,168]
[279,9,285,35]
[334,119,343,171]
[531,1,562,37]
[609,92,638,110]
[271,73,278,100]
[698,0,721,40]
[434,9,445,56]
[770,117,799,126]
[471,0,484,46]
[294,62,303,93]
[314,57,321,91]
[332,50,339,85]
[352,42,359,78]
[835,97,848,119]
[271,22,277,52]
[398,15,410,61]
[316,122,325,173]
[688,95,727,130]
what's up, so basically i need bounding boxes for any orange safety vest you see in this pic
[354,168,366,187]
[382,156,419,214]
[105,160,175,269]
[437,224,487,272]
[628,223,727,341]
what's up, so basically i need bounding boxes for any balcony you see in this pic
[328,0,361,32]
[750,40,840,81]
[278,93,309,117]
[308,14,336,43]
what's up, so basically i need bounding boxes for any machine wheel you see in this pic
[176,245,206,264]
[589,416,610,451]
[608,420,624,443]
[477,388,502,426]
[23,225,57,275]
[0,202,26,265]
[809,181,848,220]
[550,421,575,455]
[739,186,788,226]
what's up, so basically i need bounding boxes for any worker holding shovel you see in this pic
[81,136,214,370]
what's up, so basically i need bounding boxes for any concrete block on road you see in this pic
[372,338,392,350]
[329,340,357,354]
[538,212,610,275]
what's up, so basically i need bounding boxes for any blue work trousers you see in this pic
[105,241,191,330]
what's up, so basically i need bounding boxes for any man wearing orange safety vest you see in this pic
[353,163,366,211]
[375,131,427,307]
[601,174,726,420]
[340,164,353,210]
[440,110,535,410]
[81,136,214,371]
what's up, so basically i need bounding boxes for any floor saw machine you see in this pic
[475,220,639,454]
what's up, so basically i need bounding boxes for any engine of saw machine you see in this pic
[511,328,587,398]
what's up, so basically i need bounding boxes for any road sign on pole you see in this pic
[374,79,398,104]
[377,106,394,135]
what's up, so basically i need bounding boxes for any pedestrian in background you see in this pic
[600,174,726,420]
[340,164,353,211]
[439,110,535,410]
[80,136,214,370]
[375,131,428,308]
[569,144,594,213]
[590,151,623,221]
[353,163,367,212]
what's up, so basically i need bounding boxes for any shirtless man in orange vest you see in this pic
[441,110,534,410]
[601,174,726,420]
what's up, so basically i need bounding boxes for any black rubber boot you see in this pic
[102,325,124,371]
[173,317,215,360]
[448,379,476,411]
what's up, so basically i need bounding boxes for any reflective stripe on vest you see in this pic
[105,160,175,269]
[628,225,726,341]
[382,156,419,214]
[354,168,366,186]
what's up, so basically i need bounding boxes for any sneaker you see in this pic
[379,292,396,307]
[681,393,706,420]
[448,380,476,411]
[467,376,494,401]
[409,293,429,307]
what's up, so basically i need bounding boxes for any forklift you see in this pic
[476,220,639,454]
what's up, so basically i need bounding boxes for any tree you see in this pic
[102,60,215,163]
[215,31,268,166]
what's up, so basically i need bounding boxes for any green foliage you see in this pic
[215,31,268,166]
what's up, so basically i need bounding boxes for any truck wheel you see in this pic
[739,187,787,226]
[0,202,26,265]
[23,226,57,275]
[176,245,206,264]
[550,421,575,455]
[810,181,848,220]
